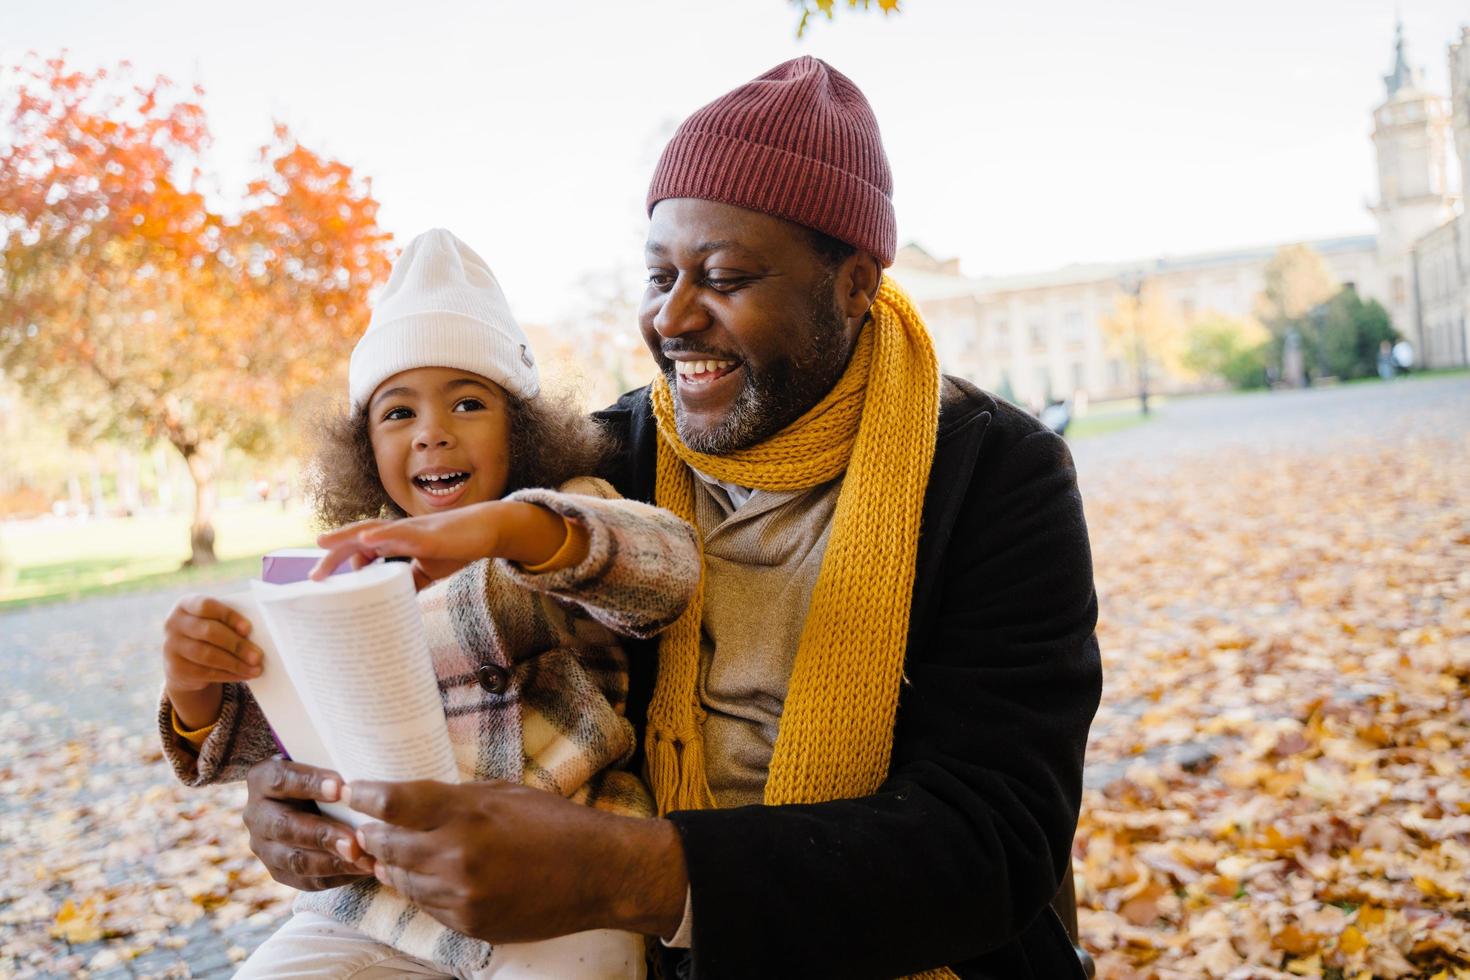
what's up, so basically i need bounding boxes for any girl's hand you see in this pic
[309,501,575,585]
[162,595,262,729]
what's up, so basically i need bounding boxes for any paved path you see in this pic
[2,373,1466,977]
[1070,374,1469,469]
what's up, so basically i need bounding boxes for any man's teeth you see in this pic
[674,359,737,381]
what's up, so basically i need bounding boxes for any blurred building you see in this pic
[894,238,1378,406]
[896,22,1470,406]
[1408,26,1470,369]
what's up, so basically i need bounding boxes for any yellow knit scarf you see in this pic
[648,279,957,979]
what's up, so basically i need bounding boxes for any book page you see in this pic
[229,593,358,825]
[251,562,459,826]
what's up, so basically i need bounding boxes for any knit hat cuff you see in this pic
[348,311,540,411]
[648,129,897,267]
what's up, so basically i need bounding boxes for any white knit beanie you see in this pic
[348,228,539,411]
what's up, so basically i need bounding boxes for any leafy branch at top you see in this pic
[791,0,902,38]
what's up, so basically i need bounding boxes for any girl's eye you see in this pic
[382,406,413,422]
[453,398,485,412]
[645,271,674,291]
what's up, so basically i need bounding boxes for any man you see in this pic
[239,57,1101,978]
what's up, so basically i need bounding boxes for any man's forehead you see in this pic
[645,238,750,257]
[645,199,800,255]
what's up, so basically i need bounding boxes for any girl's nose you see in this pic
[413,415,455,450]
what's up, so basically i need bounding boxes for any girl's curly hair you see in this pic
[307,388,612,528]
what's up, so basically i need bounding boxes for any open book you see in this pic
[222,559,459,827]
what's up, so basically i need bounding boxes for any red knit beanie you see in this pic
[647,57,896,267]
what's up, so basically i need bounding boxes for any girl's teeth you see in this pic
[416,472,467,495]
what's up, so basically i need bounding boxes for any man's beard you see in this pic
[664,278,850,455]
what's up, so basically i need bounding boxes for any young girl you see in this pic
[157,228,699,979]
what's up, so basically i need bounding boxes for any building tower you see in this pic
[1450,27,1470,360]
[1369,20,1456,342]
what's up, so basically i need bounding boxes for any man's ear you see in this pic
[837,252,883,335]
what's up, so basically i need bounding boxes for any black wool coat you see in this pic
[594,376,1103,980]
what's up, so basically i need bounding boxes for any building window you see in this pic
[1062,311,1085,347]
[991,320,1010,350]
[1393,275,1406,304]
[1070,362,1086,394]
[1028,320,1047,351]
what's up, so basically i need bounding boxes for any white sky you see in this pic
[6,0,1468,322]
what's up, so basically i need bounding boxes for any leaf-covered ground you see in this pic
[1,591,296,977]
[1,378,1467,978]
[1076,381,1470,978]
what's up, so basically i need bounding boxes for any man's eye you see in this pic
[646,271,674,290]
[453,398,485,412]
[704,276,749,293]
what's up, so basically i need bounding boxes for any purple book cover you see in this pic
[261,548,354,585]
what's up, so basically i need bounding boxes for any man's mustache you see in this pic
[659,340,742,363]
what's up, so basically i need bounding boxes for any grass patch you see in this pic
[1067,411,1154,441]
[0,502,316,610]
[1338,367,1470,387]
[1,554,269,611]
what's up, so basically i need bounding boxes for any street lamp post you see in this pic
[1117,269,1150,416]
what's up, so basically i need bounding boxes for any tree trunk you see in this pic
[180,440,222,567]
[118,449,142,515]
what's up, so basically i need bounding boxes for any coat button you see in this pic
[477,663,509,695]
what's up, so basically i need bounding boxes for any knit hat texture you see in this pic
[647,56,895,267]
[348,228,538,411]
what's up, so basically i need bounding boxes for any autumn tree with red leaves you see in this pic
[0,55,393,564]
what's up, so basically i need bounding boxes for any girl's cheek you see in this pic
[373,461,418,517]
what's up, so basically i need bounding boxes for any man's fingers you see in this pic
[355,820,443,871]
[343,779,454,830]
[372,858,458,908]
[242,795,374,870]
[254,837,370,883]
[247,758,345,803]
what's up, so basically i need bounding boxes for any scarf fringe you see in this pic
[647,728,717,816]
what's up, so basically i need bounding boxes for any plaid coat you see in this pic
[157,477,700,975]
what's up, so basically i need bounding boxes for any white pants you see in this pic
[234,911,646,980]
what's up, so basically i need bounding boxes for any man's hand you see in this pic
[243,759,375,891]
[344,779,688,943]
